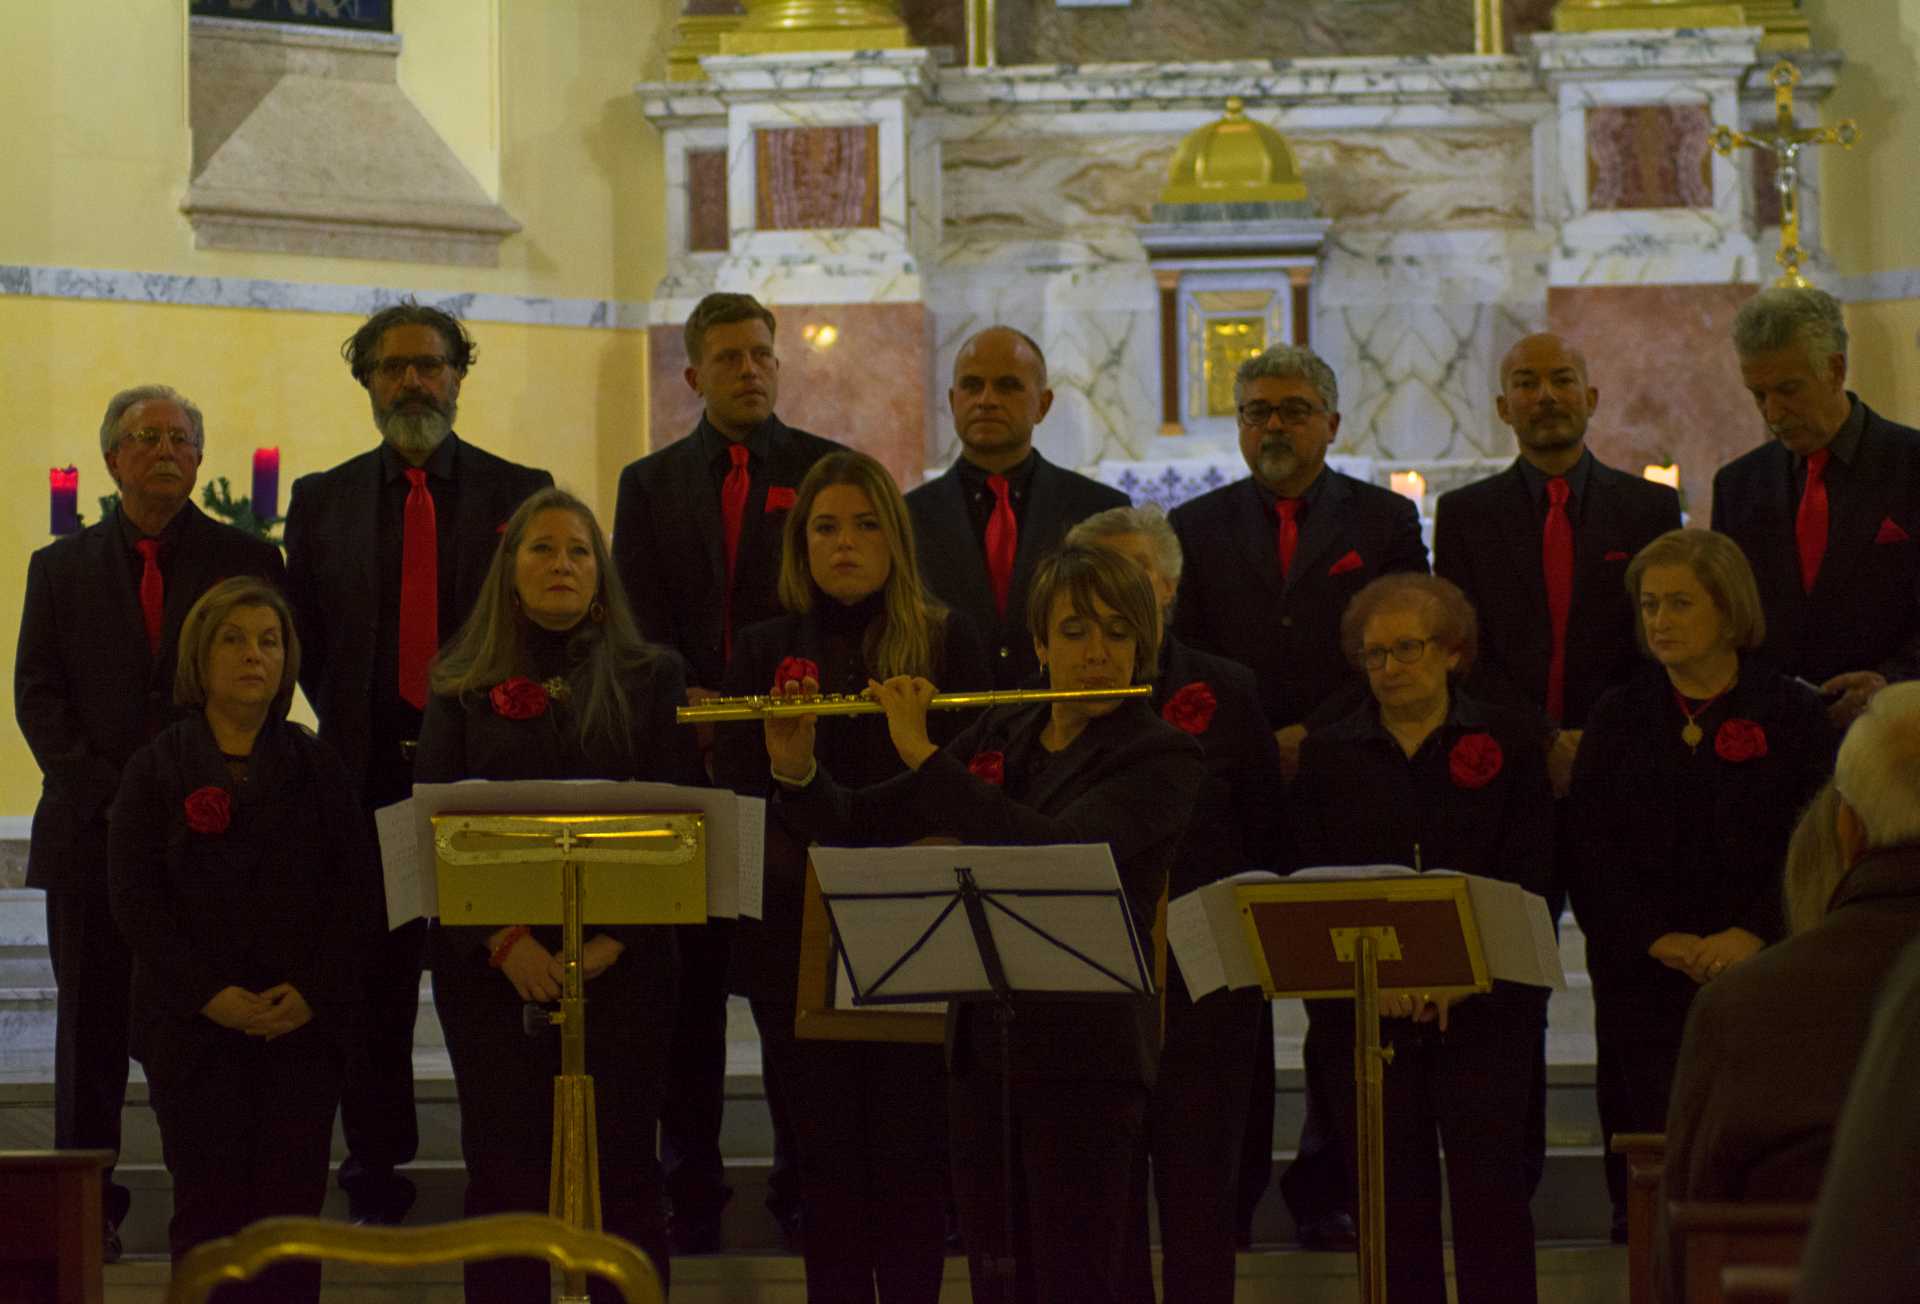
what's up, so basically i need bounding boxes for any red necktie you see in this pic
[1274,498,1301,580]
[1543,476,1574,723]
[1797,448,1831,593]
[721,443,751,661]
[985,474,1018,620]
[397,468,438,711]
[134,537,164,655]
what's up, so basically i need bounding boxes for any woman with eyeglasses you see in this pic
[1288,572,1555,1304]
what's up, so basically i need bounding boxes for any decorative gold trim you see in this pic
[721,0,908,54]
[1552,1,1748,33]
[667,13,744,83]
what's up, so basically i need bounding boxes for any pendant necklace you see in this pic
[1671,684,1732,751]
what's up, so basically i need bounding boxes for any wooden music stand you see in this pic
[433,811,705,1303]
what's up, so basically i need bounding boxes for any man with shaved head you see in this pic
[909,325,1128,687]
[1433,331,1680,1240]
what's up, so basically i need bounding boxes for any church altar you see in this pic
[637,18,1841,519]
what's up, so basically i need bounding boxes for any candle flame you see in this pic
[1643,463,1681,490]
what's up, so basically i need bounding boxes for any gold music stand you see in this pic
[434,811,705,1303]
[1234,876,1494,1304]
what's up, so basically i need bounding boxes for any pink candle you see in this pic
[252,447,281,520]
[50,467,79,536]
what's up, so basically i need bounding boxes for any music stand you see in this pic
[1232,874,1529,1304]
[809,842,1154,1290]
[433,811,705,1304]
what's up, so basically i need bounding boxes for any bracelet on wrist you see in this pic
[772,757,818,789]
[488,924,531,969]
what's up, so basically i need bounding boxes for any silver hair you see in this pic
[1234,344,1339,413]
[1732,287,1849,374]
[1065,502,1185,589]
[99,384,206,458]
[1835,681,1920,850]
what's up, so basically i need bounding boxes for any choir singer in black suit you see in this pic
[110,579,367,1304]
[715,450,989,1303]
[1567,528,1830,1243]
[1068,504,1286,1304]
[284,301,553,1224]
[1290,573,1554,1304]
[763,545,1203,1304]
[908,326,1129,689]
[414,488,703,1302]
[16,384,284,1258]
[1712,286,1920,729]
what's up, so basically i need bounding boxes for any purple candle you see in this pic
[50,467,79,536]
[252,447,280,521]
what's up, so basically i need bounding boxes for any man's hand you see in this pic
[249,983,314,1040]
[581,934,625,981]
[495,931,564,1002]
[870,676,940,771]
[1819,671,1886,729]
[201,985,270,1031]
[765,673,820,783]
[1649,932,1704,974]
[1274,724,1309,783]
[1686,927,1764,984]
[1548,729,1582,799]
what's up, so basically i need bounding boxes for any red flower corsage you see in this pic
[967,750,1006,786]
[1448,733,1504,789]
[773,657,821,691]
[184,786,231,834]
[1161,681,1217,735]
[1714,718,1768,763]
[490,676,550,720]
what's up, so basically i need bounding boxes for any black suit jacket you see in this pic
[1711,399,1920,684]
[1656,844,1920,1304]
[907,453,1129,688]
[15,502,286,893]
[776,699,1203,1084]
[1170,471,1428,729]
[1434,456,1681,729]
[611,416,844,691]
[282,435,552,795]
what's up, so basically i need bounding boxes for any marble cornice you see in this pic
[1525,26,1764,78]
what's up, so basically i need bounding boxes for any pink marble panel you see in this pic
[1548,284,1763,523]
[647,303,928,493]
[1586,106,1713,210]
[1752,148,1785,227]
[755,126,880,231]
[687,149,729,253]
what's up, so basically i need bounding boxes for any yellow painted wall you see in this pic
[1807,0,1920,277]
[1845,298,1920,421]
[0,1,681,816]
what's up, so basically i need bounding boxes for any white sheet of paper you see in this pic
[1169,870,1283,998]
[407,779,762,920]
[374,798,425,930]
[736,796,766,920]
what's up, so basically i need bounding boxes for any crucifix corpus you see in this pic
[1711,60,1859,289]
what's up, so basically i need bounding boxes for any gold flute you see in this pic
[676,684,1151,724]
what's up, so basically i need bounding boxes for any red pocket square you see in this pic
[765,486,797,513]
[1328,550,1364,577]
[495,520,508,534]
[1876,517,1912,544]
[1604,549,1631,562]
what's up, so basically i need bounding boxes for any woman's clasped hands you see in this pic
[200,982,312,1039]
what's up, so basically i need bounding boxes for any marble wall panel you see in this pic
[688,148,730,252]
[755,125,880,231]
[1547,283,1762,523]
[647,303,930,492]
[1586,105,1713,210]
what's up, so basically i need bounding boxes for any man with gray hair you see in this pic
[1712,286,1920,728]
[1167,343,1426,1248]
[1656,682,1920,1303]
[15,384,284,1258]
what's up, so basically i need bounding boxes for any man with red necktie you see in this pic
[16,384,284,1260]
[612,292,843,1253]
[284,302,551,1225]
[1713,286,1920,730]
[908,326,1128,690]
[1432,332,1679,1241]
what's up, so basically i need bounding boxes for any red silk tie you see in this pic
[134,537,164,655]
[1274,498,1301,580]
[1797,448,1831,593]
[721,443,751,661]
[1543,476,1574,723]
[986,474,1018,620]
[397,468,438,711]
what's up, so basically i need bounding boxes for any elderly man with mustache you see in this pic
[284,300,553,1225]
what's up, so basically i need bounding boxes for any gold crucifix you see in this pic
[1710,60,1858,289]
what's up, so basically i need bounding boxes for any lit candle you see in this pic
[50,467,79,536]
[1643,462,1681,491]
[252,447,281,521]
[1390,470,1428,515]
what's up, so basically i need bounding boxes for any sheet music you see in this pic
[1169,870,1282,998]
[736,795,766,920]
[374,798,425,930]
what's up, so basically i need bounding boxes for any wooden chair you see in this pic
[1610,1131,1668,1304]
[1719,1265,1800,1304]
[164,1213,664,1304]
[1670,1201,1814,1304]
[0,1150,115,1304]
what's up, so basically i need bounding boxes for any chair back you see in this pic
[1671,1201,1814,1304]
[1611,1131,1667,1304]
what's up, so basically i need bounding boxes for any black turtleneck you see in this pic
[813,588,887,694]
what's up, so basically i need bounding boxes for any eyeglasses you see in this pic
[373,356,451,382]
[1238,400,1327,427]
[118,429,199,453]
[1359,637,1433,670]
